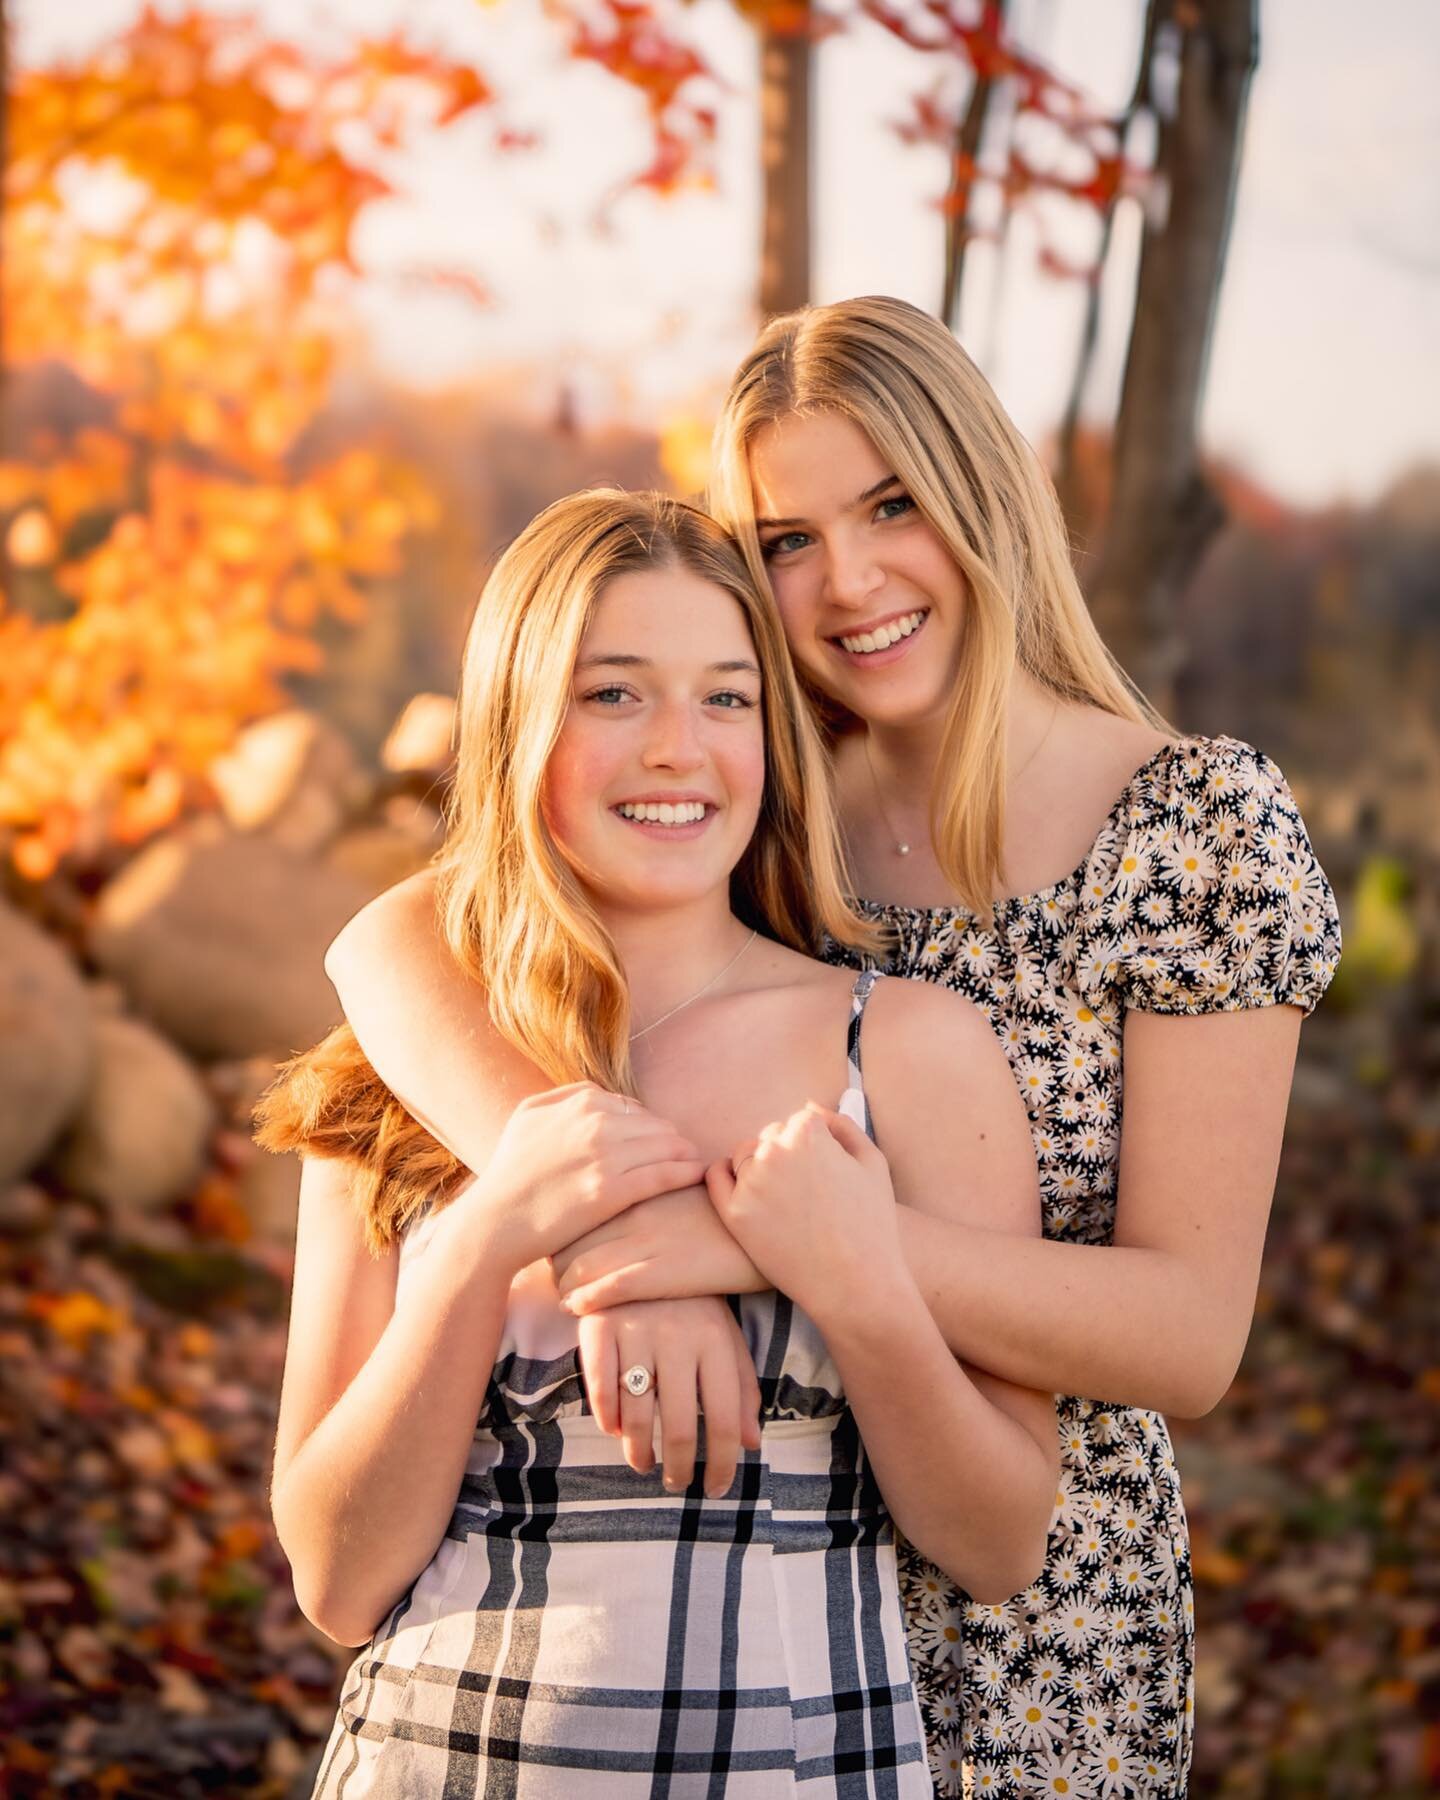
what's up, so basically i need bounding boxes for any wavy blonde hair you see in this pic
[709,294,1168,919]
[257,488,877,1250]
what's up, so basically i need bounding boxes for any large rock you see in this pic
[380,693,455,775]
[207,710,370,854]
[49,1014,214,1213]
[0,902,94,1184]
[88,826,370,1060]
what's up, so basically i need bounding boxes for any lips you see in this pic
[827,608,930,661]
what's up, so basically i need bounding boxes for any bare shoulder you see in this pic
[862,974,1007,1082]
[1060,703,1173,794]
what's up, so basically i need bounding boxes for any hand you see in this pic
[554,1187,767,1315]
[457,1084,705,1277]
[578,1299,763,1498]
[705,1103,905,1325]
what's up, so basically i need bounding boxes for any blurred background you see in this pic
[0,2,1435,1795]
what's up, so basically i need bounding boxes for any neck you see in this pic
[600,894,754,1037]
[863,669,1059,799]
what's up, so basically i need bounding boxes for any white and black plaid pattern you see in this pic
[313,973,928,1797]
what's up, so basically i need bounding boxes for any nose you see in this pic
[641,698,706,773]
[823,532,885,610]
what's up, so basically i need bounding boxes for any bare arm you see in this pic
[560,1005,1302,1419]
[896,1003,1302,1417]
[832,982,1058,1600]
[272,1085,706,1647]
[708,983,1058,1602]
[271,1158,512,1648]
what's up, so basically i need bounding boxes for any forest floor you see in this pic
[1,1007,1435,1799]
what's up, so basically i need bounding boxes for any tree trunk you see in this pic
[939,2,1007,332]
[1087,0,1258,715]
[1053,0,1163,546]
[758,5,811,319]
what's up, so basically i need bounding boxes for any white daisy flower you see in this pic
[1088,1732,1145,1797]
[1162,830,1218,894]
[972,1653,1008,1696]
[959,930,998,977]
[1093,1642,1126,1686]
[1015,1055,1054,1107]
[1057,1601,1103,1651]
[1109,1555,1153,1598]
[1029,1654,1064,1692]
[930,1729,966,1792]
[1033,1746,1096,1796]
[1007,1683,1068,1749]
[913,1611,964,1661]
[1146,1596,1175,1635]
[1115,1678,1152,1731]
[1109,839,1153,900]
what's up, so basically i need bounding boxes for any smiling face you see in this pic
[748,410,969,731]
[543,563,767,918]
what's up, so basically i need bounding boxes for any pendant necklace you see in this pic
[628,929,759,1044]
[862,699,1060,859]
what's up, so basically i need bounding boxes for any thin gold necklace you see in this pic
[862,699,1059,859]
[628,929,758,1044]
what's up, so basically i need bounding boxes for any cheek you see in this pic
[541,724,614,849]
[720,721,767,822]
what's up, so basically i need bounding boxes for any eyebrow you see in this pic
[574,653,762,676]
[755,473,903,531]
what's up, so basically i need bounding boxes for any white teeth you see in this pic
[838,610,926,655]
[617,802,706,825]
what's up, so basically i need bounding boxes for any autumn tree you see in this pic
[0,8,492,880]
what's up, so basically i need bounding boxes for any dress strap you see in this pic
[837,969,882,1140]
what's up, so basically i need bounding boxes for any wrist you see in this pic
[802,1251,916,1339]
[436,1182,529,1283]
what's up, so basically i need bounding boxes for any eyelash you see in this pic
[583,685,757,711]
[760,492,915,560]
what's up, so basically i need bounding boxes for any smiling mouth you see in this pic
[613,801,712,827]
[829,609,929,656]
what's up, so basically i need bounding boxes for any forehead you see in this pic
[749,412,889,519]
[579,564,757,662]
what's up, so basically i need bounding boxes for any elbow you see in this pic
[294,1578,383,1650]
[935,1526,1051,1607]
[1164,1337,1248,1421]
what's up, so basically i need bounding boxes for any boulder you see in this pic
[88,827,370,1060]
[0,902,94,1184]
[380,693,455,775]
[325,824,434,895]
[207,710,370,855]
[49,1015,214,1214]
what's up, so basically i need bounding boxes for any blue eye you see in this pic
[876,494,914,522]
[761,531,810,559]
[584,685,635,706]
[708,690,757,710]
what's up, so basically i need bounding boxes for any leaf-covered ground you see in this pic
[0,1016,1435,1798]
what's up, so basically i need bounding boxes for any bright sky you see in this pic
[21,0,1440,507]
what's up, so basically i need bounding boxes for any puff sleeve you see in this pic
[1073,737,1342,1017]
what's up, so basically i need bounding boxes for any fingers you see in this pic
[577,1314,621,1437]
[815,1106,881,1163]
[561,1263,670,1316]
[696,1339,740,1499]
[655,1343,699,1495]
[705,1158,736,1212]
[615,1159,708,1210]
[735,1335,764,1452]
[618,1372,657,1476]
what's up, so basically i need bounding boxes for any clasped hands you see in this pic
[538,1089,905,1500]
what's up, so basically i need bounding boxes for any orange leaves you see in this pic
[545,0,721,198]
[2,12,470,878]
[0,453,436,876]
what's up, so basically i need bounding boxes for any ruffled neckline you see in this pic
[851,732,1233,928]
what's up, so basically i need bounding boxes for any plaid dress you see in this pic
[312,971,930,1798]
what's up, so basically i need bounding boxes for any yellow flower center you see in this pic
[1076,1006,1093,1022]
[1026,1707,1042,1723]
[1184,856,1198,871]
[1107,1757,1120,1772]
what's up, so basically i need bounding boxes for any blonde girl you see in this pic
[324,302,1341,1797]
[262,488,1058,1796]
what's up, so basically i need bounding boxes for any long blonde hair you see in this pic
[709,294,1168,919]
[257,488,877,1250]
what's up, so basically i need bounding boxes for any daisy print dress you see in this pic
[826,737,1341,1800]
